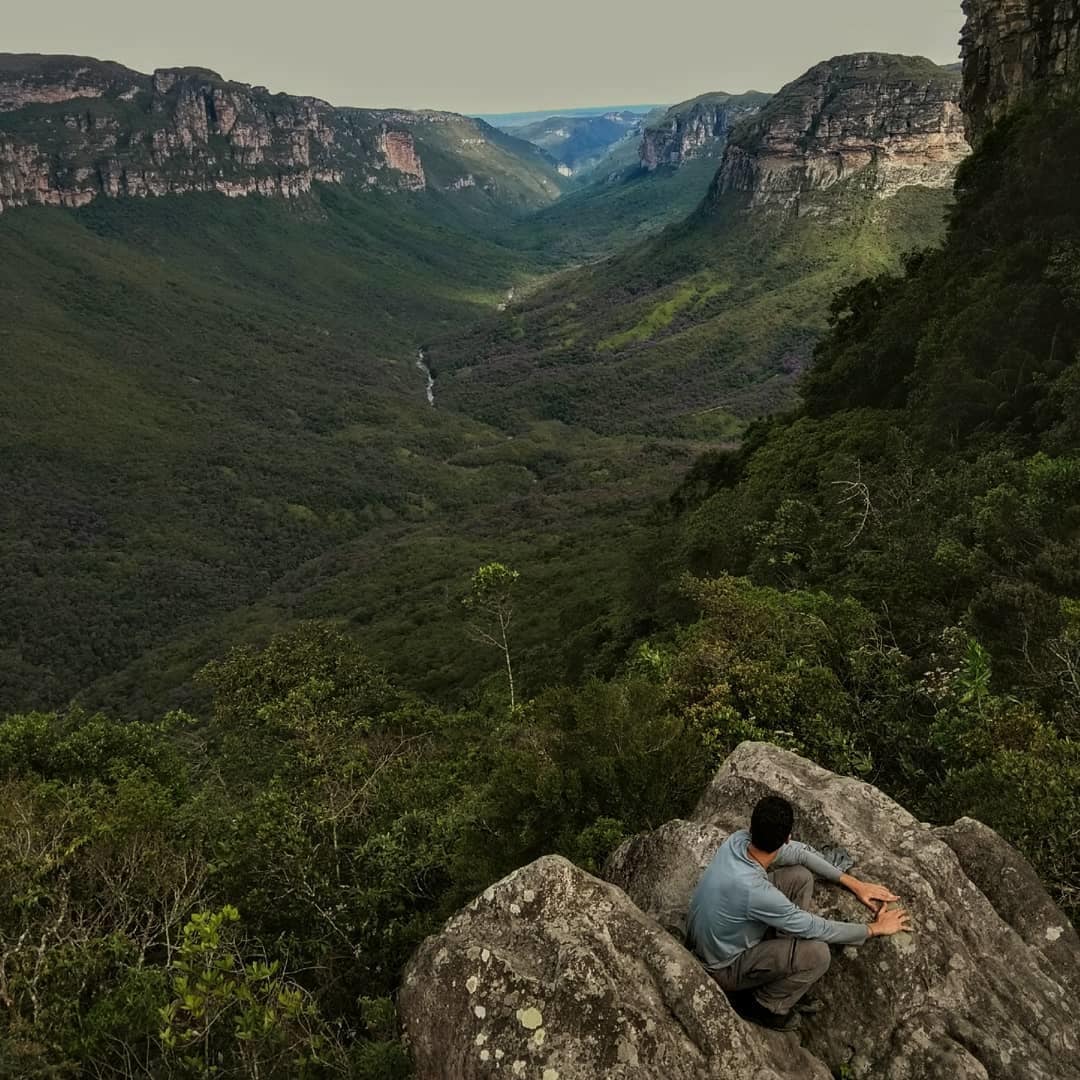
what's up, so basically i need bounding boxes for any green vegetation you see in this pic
[639,92,1080,910]
[2,42,1079,1080]
[0,186,556,714]
[431,175,954,432]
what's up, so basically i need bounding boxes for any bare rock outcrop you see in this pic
[639,92,769,170]
[936,815,1080,992]
[620,743,1079,1079]
[712,53,970,215]
[603,819,724,939]
[961,0,1080,141]
[0,54,546,212]
[377,126,426,190]
[399,853,829,1080]
[402,742,1079,1080]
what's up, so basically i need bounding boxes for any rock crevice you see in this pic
[961,0,1080,141]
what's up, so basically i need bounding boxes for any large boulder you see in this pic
[400,741,1079,1079]
[620,742,1080,1079]
[399,853,829,1080]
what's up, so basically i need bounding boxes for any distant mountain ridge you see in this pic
[476,104,663,127]
[640,91,771,170]
[0,53,567,213]
[500,111,645,176]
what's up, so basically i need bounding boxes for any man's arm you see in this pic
[772,840,845,883]
[750,883,913,943]
[748,884,869,944]
[774,841,900,912]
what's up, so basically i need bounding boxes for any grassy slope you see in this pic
[429,175,953,436]
[504,155,723,260]
[404,115,570,206]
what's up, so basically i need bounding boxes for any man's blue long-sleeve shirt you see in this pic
[686,829,869,972]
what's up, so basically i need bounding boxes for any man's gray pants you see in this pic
[708,864,831,1014]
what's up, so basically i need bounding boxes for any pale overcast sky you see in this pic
[6,0,964,115]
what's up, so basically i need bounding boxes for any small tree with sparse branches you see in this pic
[463,563,520,709]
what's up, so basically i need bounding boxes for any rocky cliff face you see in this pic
[712,54,970,215]
[640,92,769,170]
[0,54,562,213]
[0,55,425,212]
[376,126,426,190]
[401,743,1079,1079]
[961,0,1080,141]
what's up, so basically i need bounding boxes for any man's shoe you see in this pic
[742,995,801,1032]
[726,989,756,1019]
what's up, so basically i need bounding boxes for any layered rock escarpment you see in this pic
[0,55,422,211]
[962,0,1080,141]
[640,91,769,170]
[400,743,1079,1079]
[712,53,970,215]
[0,54,144,111]
[0,54,552,212]
[377,126,426,190]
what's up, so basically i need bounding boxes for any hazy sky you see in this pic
[7,0,964,115]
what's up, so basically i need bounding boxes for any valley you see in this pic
[2,4,1079,1074]
[0,50,970,718]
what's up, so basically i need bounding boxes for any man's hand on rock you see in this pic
[869,906,912,938]
[847,878,900,913]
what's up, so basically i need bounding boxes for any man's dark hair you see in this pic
[750,796,794,853]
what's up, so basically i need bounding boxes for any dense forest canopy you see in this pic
[2,22,1079,1080]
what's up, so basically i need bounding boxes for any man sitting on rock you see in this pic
[687,795,911,1031]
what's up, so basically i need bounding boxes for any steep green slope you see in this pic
[429,177,953,434]
[503,153,724,260]
[0,186,551,712]
[396,112,570,207]
[430,54,964,430]
[626,89,1080,920]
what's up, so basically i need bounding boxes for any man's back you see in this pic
[687,829,865,972]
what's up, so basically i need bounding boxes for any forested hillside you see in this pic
[429,54,966,435]
[1,3,1079,1074]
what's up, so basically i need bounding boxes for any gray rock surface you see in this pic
[712,53,970,215]
[402,742,1079,1080]
[639,92,768,171]
[936,815,1080,993]
[399,853,829,1080]
[687,742,1079,1078]
[604,819,725,938]
[961,0,1080,142]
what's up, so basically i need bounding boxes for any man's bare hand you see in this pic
[849,879,900,913]
[870,906,912,937]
